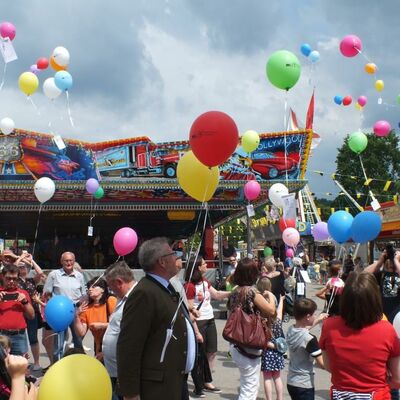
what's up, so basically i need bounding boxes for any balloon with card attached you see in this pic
[34,177,55,203]
[43,78,62,100]
[348,131,368,154]
[113,227,138,256]
[268,183,289,208]
[18,72,39,96]
[0,22,16,41]
[54,71,73,91]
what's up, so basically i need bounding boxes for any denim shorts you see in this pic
[9,332,29,356]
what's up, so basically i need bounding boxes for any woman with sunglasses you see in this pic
[184,257,230,397]
[74,277,117,359]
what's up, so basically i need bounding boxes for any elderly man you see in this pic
[43,251,85,361]
[103,261,137,400]
[0,264,34,356]
[117,237,196,400]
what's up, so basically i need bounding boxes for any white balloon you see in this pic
[52,46,70,67]
[43,78,62,100]
[0,117,15,135]
[34,177,56,204]
[268,183,289,208]
[393,311,400,338]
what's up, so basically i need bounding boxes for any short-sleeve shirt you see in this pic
[320,316,400,392]
[185,279,214,321]
[0,288,32,329]
[43,268,85,303]
[374,270,400,322]
[79,296,117,353]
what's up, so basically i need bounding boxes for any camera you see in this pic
[385,244,395,263]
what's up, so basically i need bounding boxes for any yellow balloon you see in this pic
[375,79,384,92]
[241,130,260,153]
[38,354,112,400]
[18,72,39,96]
[355,103,363,111]
[177,151,219,202]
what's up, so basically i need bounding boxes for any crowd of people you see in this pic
[0,239,399,400]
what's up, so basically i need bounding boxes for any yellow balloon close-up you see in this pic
[241,130,260,153]
[177,151,219,202]
[38,354,112,400]
[18,72,39,96]
[375,79,384,92]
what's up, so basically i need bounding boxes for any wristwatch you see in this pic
[21,299,28,305]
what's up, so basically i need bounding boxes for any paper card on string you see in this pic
[246,204,255,217]
[296,282,305,296]
[53,135,66,150]
[87,226,93,237]
[300,270,311,283]
[370,198,381,211]
[0,39,17,63]
[281,193,296,219]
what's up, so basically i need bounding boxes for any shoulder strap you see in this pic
[196,280,206,311]
[105,297,110,322]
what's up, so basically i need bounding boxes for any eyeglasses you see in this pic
[161,251,179,258]
[4,276,18,281]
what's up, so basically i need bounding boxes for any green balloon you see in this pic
[348,131,368,154]
[397,94,400,104]
[263,247,273,257]
[94,186,104,199]
[266,50,301,91]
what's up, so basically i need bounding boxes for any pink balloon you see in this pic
[0,22,16,41]
[373,120,391,137]
[243,180,261,201]
[340,34,362,57]
[282,228,300,248]
[286,248,294,258]
[113,227,138,256]
[357,96,367,107]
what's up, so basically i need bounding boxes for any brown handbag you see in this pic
[222,287,271,350]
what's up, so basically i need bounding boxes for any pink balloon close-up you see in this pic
[243,180,261,201]
[113,227,138,256]
[0,22,16,41]
[373,120,391,137]
[339,34,362,57]
[282,227,300,248]
[357,96,367,107]
[285,248,294,258]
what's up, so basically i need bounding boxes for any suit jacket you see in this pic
[117,274,188,400]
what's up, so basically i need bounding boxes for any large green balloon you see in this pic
[94,187,104,199]
[263,247,273,257]
[348,131,368,154]
[266,50,301,91]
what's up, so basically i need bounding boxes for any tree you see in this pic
[334,132,400,208]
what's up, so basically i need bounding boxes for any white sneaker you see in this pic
[83,345,91,352]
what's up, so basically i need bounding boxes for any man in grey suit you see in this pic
[117,237,196,400]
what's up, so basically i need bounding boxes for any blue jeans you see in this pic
[9,332,28,356]
[110,377,123,400]
[53,321,83,361]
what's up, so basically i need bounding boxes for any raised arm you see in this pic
[209,285,230,301]
[254,291,276,317]
[363,251,386,274]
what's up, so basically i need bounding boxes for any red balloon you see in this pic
[279,218,296,232]
[189,111,239,167]
[36,57,49,70]
[342,96,352,106]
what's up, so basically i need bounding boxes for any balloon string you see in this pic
[0,63,6,91]
[65,91,74,127]
[32,204,43,259]
[283,95,289,187]
[27,96,41,116]
[355,47,373,64]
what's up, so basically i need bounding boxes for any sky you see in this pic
[1,0,399,198]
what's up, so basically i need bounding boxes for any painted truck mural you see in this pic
[0,129,311,181]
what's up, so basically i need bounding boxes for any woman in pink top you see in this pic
[320,272,400,399]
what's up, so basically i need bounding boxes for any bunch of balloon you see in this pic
[113,227,138,259]
[351,211,382,243]
[300,43,319,85]
[33,177,56,257]
[0,117,14,135]
[0,21,17,90]
[38,354,112,400]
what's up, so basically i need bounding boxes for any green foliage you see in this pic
[335,132,400,206]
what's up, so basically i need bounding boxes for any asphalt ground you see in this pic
[28,281,331,399]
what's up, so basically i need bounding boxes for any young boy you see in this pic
[286,298,327,400]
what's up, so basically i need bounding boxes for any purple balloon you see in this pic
[312,221,330,241]
[29,64,40,75]
[85,178,99,194]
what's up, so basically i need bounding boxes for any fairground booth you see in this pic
[0,128,312,268]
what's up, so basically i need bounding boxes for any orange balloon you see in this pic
[50,56,67,71]
[365,63,377,74]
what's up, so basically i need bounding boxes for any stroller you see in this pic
[283,276,296,322]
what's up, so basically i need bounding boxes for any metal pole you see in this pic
[247,210,252,256]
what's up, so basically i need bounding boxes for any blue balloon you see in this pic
[351,211,382,243]
[44,295,75,332]
[54,71,73,91]
[327,210,354,244]
[300,43,312,57]
[334,95,343,105]
[309,50,320,63]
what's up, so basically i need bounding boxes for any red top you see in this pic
[320,316,400,392]
[0,288,31,330]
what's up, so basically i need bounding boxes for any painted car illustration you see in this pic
[249,151,299,179]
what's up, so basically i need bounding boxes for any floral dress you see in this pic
[261,318,285,372]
